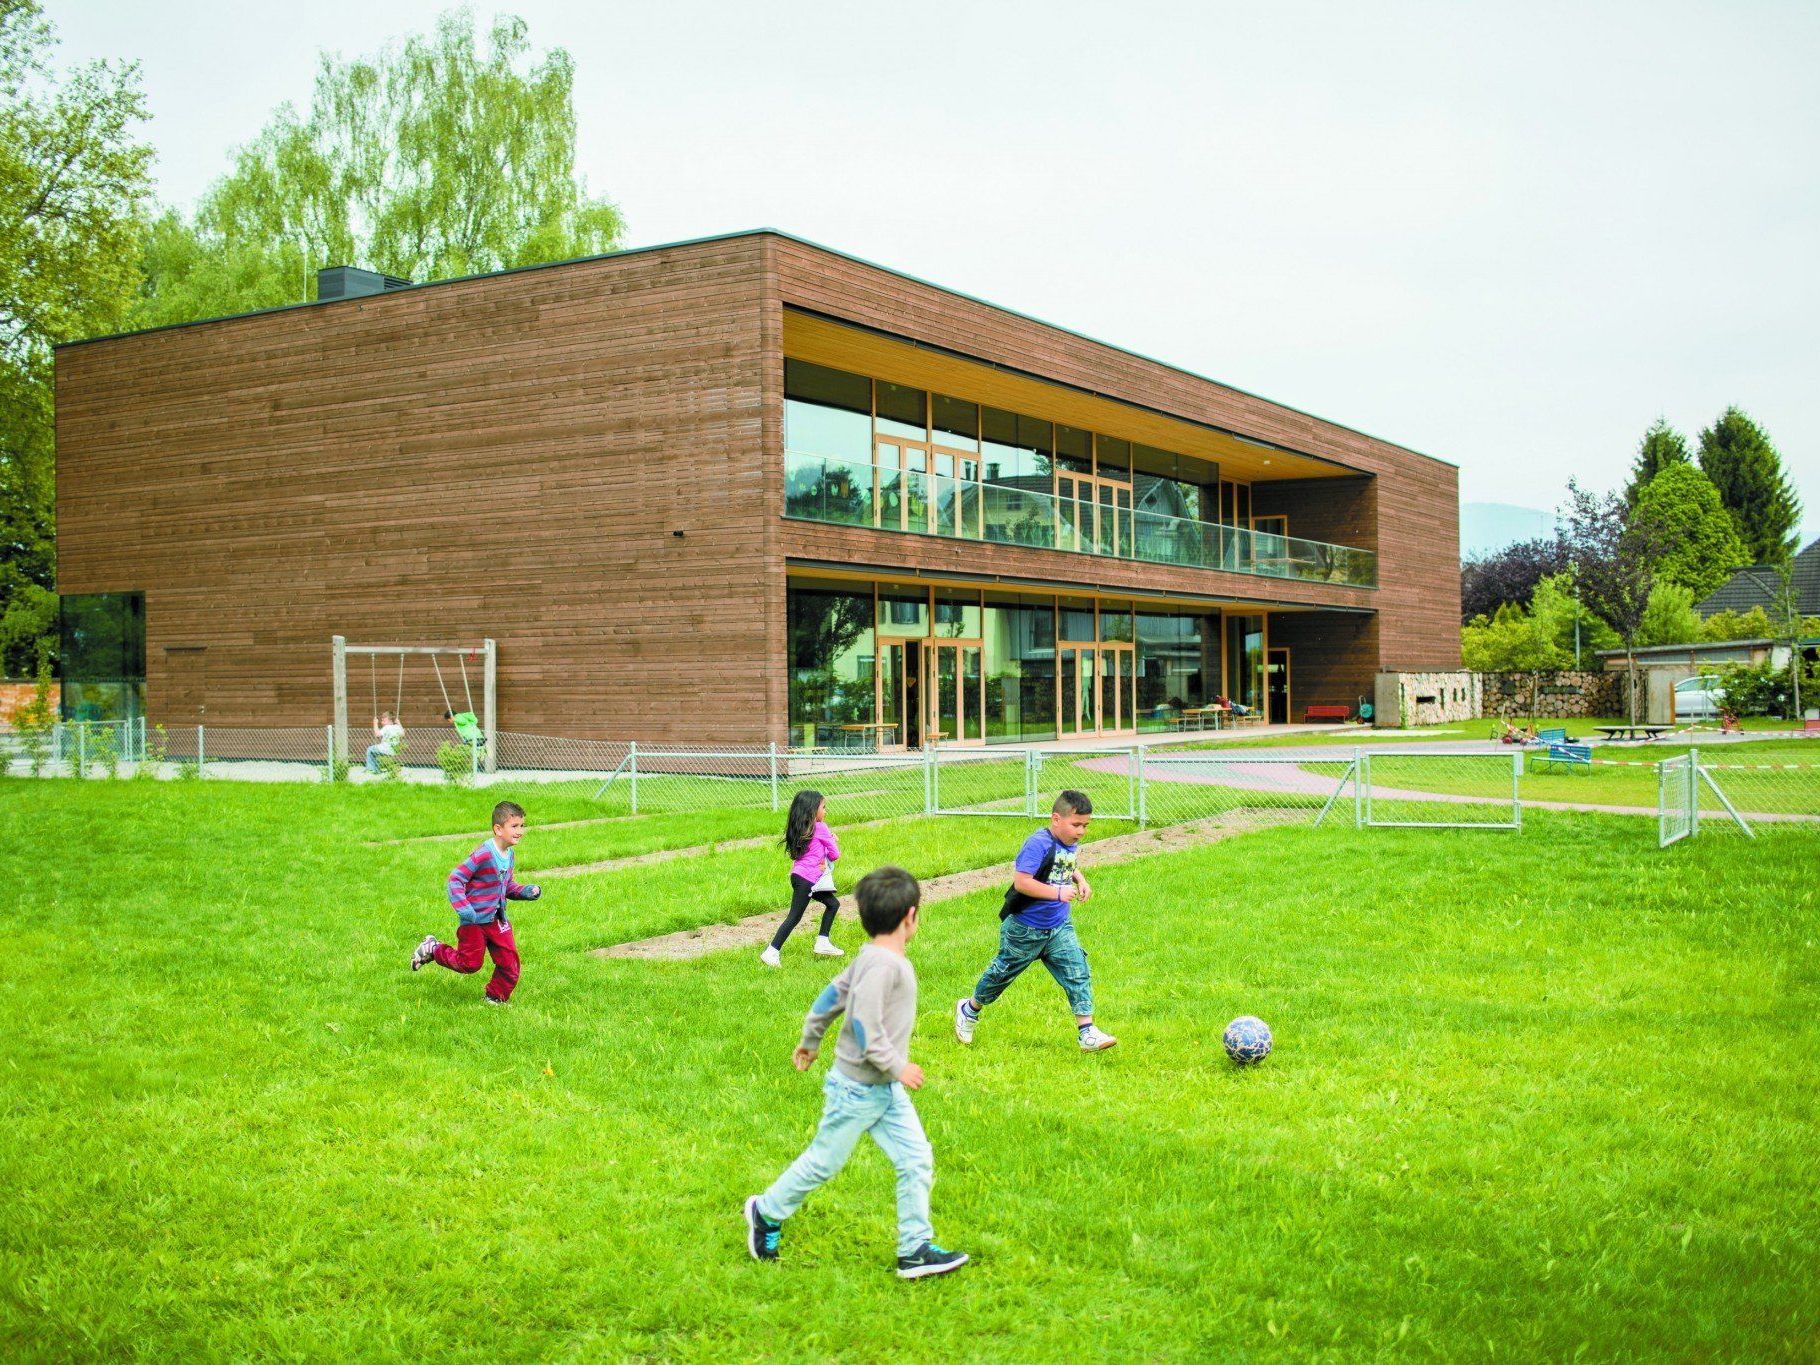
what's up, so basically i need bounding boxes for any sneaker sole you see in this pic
[743,1196,776,1262]
[898,1252,970,1279]
[953,1001,975,1045]
[1081,1038,1118,1052]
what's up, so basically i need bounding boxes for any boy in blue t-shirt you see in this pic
[953,789,1117,1052]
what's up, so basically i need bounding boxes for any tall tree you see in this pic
[1697,406,1801,565]
[1622,417,1691,508]
[1559,482,1672,723]
[136,10,625,327]
[0,0,153,669]
[1630,462,1747,600]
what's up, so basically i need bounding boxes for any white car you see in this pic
[1673,673,1727,721]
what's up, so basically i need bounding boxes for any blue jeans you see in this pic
[973,917,1094,1016]
[364,744,387,773]
[758,1070,935,1257]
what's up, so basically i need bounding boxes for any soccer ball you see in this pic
[1222,1015,1272,1064]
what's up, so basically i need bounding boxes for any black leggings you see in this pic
[771,873,839,949]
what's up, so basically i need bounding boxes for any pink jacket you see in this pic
[790,820,840,882]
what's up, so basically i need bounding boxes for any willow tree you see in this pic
[136,9,624,327]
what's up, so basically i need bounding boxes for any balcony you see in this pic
[783,449,1376,590]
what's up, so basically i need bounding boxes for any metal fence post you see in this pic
[629,741,639,816]
[1133,745,1146,827]
[1688,746,1699,837]
[769,742,780,812]
[197,725,205,778]
[1353,747,1364,828]
[326,724,335,782]
[1512,749,1523,830]
[1024,747,1037,817]
[924,745,936,815]
[77,724,87,779]
[1361,751,1372,826]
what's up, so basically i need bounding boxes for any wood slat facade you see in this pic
[55,229,1460,746]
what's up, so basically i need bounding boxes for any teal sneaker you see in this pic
[744,1196,782,1261]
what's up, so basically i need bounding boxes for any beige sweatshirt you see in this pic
[798,943,918,1085]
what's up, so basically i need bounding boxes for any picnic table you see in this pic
[1171,705,1230,732]
[836,722,899,751]
[1594,724,1670,742]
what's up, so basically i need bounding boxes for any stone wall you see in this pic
[0,680,58,724]
[1477,670,1627,719]
[1374,671,1481,727]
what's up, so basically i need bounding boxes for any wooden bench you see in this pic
[1303,704,1351,723]
[1530,742,1592,775]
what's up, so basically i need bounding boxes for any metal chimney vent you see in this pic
[317,266,413,301]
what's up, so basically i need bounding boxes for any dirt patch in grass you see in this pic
[593,811,1299,961]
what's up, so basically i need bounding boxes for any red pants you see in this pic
[433,919,520,1002]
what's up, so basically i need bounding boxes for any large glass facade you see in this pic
[782,358,1377,589]
[787,580,1255,747]
[59,592,145,721]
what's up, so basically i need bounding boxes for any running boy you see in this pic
[744,865,969,1280]
[410,800,542,1004]
[954,789,1117,1052]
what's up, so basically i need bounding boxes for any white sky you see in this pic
[51,0,1820,539]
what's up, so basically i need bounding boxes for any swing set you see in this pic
[330,636,498,772]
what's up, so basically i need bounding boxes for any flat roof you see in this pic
[56,226,1451,469]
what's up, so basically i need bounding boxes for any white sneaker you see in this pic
[813,936,844,957]
[410,934,439,971]
[954,998,977,1045]
[1078,1024,1118,1052]
[759,945,781,968]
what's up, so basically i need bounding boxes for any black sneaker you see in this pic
[744,1196,782,1261]
[896,1242,969,1279]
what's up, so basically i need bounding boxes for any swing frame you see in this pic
[330,636,498,772]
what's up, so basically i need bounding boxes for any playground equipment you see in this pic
[330,636,497,772]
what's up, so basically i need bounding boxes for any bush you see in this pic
[1715,660,1789,717]
[13,665,55,776]
[326,754,350,784]
[375,751,404,782]
[133,724,169,779]
[436,740,474,786]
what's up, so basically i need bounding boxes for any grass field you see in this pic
[4,780,1818,1360]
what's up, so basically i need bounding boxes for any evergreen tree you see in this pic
[1697,407,1802,564]
[1622,417,1690,508]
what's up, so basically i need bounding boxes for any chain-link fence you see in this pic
[6,725,1815,847]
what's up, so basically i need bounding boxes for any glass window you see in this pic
[59,592,146,722]
[1224,613,1265,711]
[932,394,979,451]
[1100,605,1135,643]
[875,382,927,441]
[787,585,877,746]
[1135,612,1216,731]
[877,589,929,638]
[784,361,871,461]
[1096,435,1130,481]
[1056,425,1092,474]
[933,587,982,638]
[1059,597,1095,642]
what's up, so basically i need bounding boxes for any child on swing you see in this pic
[762,789,843,967]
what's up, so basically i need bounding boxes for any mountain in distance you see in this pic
[1460,501,1558,560]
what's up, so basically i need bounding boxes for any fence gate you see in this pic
[1658,754,1695,848]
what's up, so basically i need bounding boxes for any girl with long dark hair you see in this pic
[762,789,842,966]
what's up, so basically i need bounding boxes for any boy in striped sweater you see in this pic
[411,800,542,1005]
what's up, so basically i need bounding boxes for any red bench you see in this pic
[1304,704,1352,724]
[1806,718,1820,735]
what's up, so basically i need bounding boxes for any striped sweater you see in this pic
[447,840,537,925]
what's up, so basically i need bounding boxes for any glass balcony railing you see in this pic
[783,449,1377,589]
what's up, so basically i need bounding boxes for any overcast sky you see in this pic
[52,0,1820,540]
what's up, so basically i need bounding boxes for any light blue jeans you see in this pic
[973,917,1094,1016]
[758,1069,935,1257]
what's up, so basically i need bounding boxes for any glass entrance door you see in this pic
[1266,647,1291,726]
[1058,643,1135,736]
[925,641,984,745]
[879,640,921,750]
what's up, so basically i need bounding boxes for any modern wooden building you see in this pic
[54,230,1461,749]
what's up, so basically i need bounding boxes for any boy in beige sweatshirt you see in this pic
[744,865,969,1280]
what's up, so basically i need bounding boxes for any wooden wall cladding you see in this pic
[764,236,1461,671]
[57,237,777,742]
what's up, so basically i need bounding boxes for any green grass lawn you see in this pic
[4,781,1818,1360]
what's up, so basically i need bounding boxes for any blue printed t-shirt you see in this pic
[1012,828,1079,929]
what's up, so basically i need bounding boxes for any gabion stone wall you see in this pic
[1375,671,1481,727]
[1477,670,1627,719]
